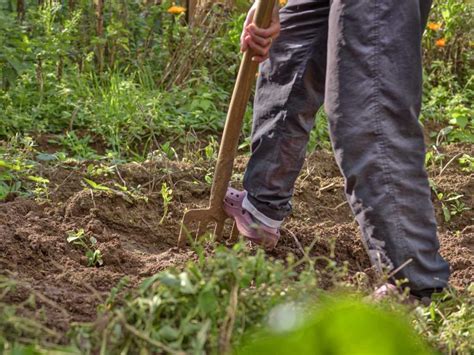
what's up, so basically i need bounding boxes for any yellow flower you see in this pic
[167,5,186,15]
[427,22,441,31]
[279,0,287,6]
[435,38,446,47]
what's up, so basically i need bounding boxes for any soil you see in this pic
[0,144,472,337]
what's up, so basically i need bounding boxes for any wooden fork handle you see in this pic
[208,0,277,209]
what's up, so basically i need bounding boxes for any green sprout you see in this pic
[160,182,173,224]
[67,229,104,267]
[204,137,218,161]
[458,154,474,172]
[431,182,470,222]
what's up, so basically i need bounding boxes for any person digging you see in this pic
[223,0,450,301]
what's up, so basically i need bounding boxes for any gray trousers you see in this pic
[243,0,450,295]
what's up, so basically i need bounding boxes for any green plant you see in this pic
[308,110,331,153]
[83,177,148,204]
[0,276,65,352]
[0,2,243,158]
[0,135,49,201]
[52,132,99,160]
[86,163,114,178]
[0,158,27,200]
[201,137,219,185]
[443,193,470,222]
[425,146,446,171]
[67,229,103,267]
[28,175,50,201]
[412,285,474,354]
[458,154,474,173]
[160,141,179,160]
[204,136,218,161]
[1,238,472,354]
[159,182,173,224]
[431,182,470,222]
[240,298,434,355]
[423,0,473,84]
[421,0,474,144]
[69,242,318,354]
[83,178,111,193]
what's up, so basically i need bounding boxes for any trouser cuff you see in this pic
[242,194,284,229]
[410,288,444,299]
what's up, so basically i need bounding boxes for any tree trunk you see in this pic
[17,0,25,21]
[186,0,197,26]
[94,0,105,74]
[36,57,44,93]
[68,0,75,11]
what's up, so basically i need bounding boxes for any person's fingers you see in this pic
[240,27,249,52]
[240,3,280,56]
[248,30,272,47]
[240,42,248,52]
[240,7,255,52]
[246,22,280,40]
[246,37,270,57]
[251,55,269,63]
[240,32,248,52]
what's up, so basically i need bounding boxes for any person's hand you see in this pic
[240,1,280,63]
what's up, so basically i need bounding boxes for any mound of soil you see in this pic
[0,145,472,336]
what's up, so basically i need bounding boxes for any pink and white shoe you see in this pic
[372,283,399,301]
[371,283,430,305]
[223,187,280,250]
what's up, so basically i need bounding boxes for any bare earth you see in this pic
[1,144,472,335]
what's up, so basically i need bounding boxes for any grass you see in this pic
[0,240,472,354]
[69,243,317,354]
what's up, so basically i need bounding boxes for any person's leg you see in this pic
[325,0,450,295]
[243,0,330,228]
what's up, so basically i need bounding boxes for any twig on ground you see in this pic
[332,201,348,210]
[282,227,305,255]
[140,216,155,232]
[299,165,317,185]
[219,283,239,354]
[68,107,79,131]
[52,170,75,194]
[385,258,413,281]
[118,314,184,355]
[439,152,463,176]
[318,182,335,193]
[90,189,97,209]
[115,165,127,186]
[321,201,348,211]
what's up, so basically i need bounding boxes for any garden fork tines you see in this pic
[178,0,277,247]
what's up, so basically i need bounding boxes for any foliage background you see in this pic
[1,0,472,156]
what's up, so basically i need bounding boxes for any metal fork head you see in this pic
[178,207,239,247]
